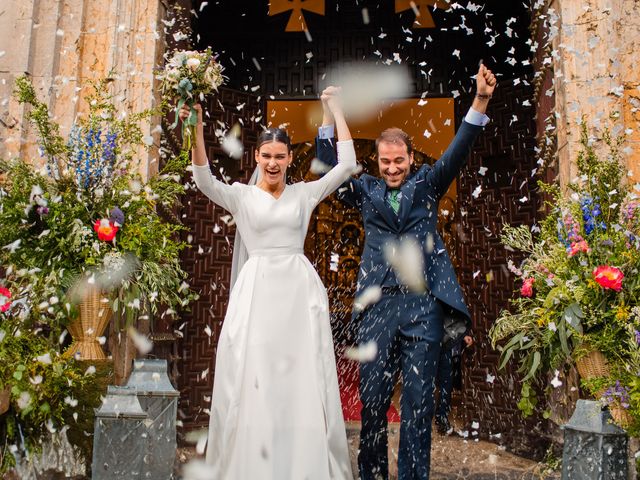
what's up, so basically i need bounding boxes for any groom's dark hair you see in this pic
[375,128,413,157]
[257,128,293,152]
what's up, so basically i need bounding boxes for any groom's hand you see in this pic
[476,63,496,97]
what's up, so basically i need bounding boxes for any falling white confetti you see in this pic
[353,286,382,313]
[128,327,153,354]
[344,340,378,363]
[221,127,244,159]
[309,158,332,175]
[323,62,411,121]
[472,185,482,199]
[383,238,426,293]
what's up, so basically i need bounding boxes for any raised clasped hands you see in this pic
[321,86,344,118]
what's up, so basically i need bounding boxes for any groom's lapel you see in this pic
[370,179,400,231]
[397,175,417,228]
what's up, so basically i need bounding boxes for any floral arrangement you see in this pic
[0,75,199,471]
[489,125,640,434]
[159,48,225,150]
[0,75,196,333]
[0,314,103,473]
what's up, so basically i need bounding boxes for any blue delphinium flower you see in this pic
[581,196,606,234]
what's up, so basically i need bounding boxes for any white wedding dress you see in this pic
[192,140,356,480]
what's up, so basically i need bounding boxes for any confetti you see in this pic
[344,340,378,363]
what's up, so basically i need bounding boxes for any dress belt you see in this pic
[248,246,304,257]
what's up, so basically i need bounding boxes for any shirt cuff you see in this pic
[464,107,490,127]
[318,124,335,139]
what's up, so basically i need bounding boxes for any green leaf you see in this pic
[558,322,570,356]
[563,302,584,334]
[522,351,541,382]
[498,348,514,370]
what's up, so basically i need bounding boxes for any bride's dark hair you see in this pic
[257,128,292,152]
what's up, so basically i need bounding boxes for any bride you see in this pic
[180,88,355,479]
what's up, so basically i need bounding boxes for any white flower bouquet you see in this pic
[160,48,224,150]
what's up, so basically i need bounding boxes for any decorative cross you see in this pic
[268,0,325,32]
[395,0,449,29]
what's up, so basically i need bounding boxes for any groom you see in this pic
[317,64,496,479]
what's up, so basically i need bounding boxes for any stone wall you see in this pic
[0,0,166,178]
[547,0,640,186]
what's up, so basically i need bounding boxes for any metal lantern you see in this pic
[126,359,179,479]
[92,386,149,480]
[561,399,628,479]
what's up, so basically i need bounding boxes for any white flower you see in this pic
[17,391,32,410]
[186,58,201,69]
[36,352,52,364]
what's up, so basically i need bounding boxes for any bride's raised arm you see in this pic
[180,103,241,214]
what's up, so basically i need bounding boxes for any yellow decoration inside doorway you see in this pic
[395,0,449,28]
[269,0,325,32]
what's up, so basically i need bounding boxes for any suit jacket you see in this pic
[316,120,484,344]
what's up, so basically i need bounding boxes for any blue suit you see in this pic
[317,119,485,480]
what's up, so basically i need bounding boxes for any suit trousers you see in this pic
[357,292,444,480]
[435,346,453,421]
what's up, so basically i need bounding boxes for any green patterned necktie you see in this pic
[388,189,400,215]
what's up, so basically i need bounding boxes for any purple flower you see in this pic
[36,206,49,216]
[603,381,630,409]
[635,329,640,346]
[109,207,125,226]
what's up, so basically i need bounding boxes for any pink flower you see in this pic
[0,286,11,312]
[94,219,119,242]
[568,240,590,257]
[520,277,535,297]
[593,265,624,292]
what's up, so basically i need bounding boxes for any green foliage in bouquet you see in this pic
[0,75,197,334]
[490,124,640,433]
[0,316,104,472]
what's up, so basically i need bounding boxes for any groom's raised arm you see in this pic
[425,63,496,199]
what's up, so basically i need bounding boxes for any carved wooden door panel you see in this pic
[455,82,546,456]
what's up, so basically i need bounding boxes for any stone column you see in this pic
[0,0,166,179]
[548,0,640,187]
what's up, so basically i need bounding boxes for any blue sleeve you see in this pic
[425,120,483,200]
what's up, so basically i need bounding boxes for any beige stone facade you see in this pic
[0,0,166,178]
[547,0,640,186]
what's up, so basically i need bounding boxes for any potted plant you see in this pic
[0,76,197,362]
[489,125,640,434]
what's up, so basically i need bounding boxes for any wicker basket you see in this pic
[575,349,610,380]
[610,405,633,428]
[65,286,112,360]
[0,387,9,415]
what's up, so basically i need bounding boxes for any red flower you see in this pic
[94,219,119,242]
[520,277,534,297]
[568,240,590,257]
[593,265,624,292]
[0,286,11,313]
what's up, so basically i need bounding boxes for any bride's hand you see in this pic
[178,103,203,125]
